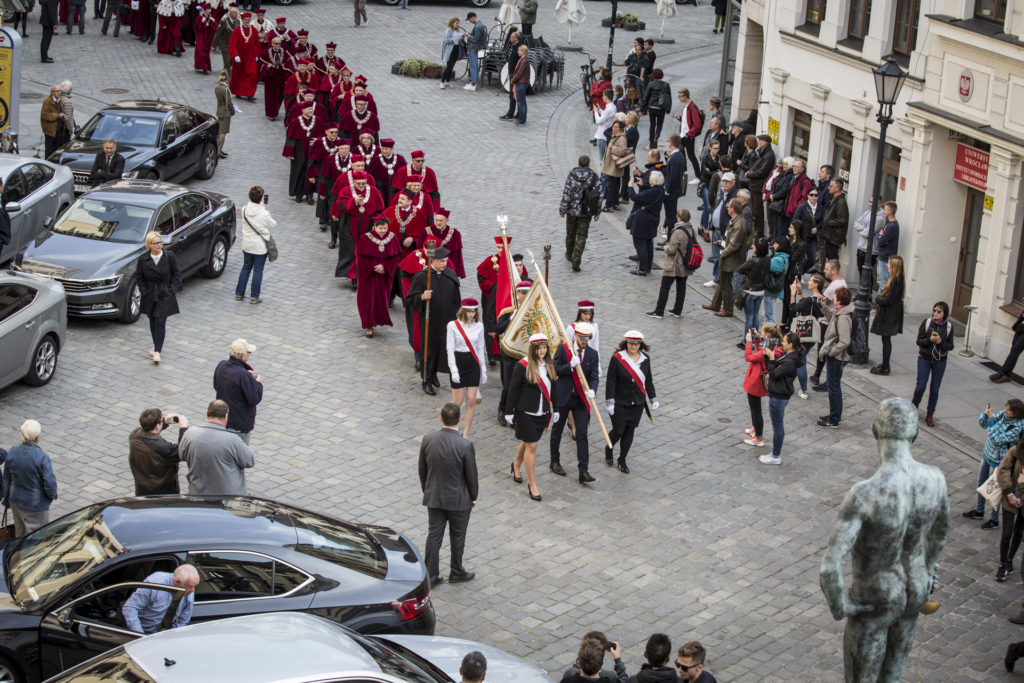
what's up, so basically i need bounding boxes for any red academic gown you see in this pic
[356,230,402,329]
[418,225,465,279]
[193,13,217,71]
[130,0,151,38]
[265,26,296,51]
[260,47,294,118]
[368,152,406,205]
[316,54,346,77]
[156,4,184,55]
[338,106,380,142]
[294,40,317,59]
[329,80,355,113]
[285,100,329,130]
[228,24,260,97]
[284,70,320,100]
[318,73,343,117]
[391,164,440,198]
[282,114,325,198]
[335,186,385,279]
[338,92,379,118]
[399,248,430,352]
[388,190,435,225]
[308,137,340,222]
[384,202,428,259]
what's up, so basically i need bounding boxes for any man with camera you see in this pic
[128,408,189,496]
[562,631,628,682]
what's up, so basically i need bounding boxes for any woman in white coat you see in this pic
[446,298,488,437]
[236,185,275,304]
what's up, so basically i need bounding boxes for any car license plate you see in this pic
[74,184,89,193]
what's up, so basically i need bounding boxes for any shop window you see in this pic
[832,127,853,184]
[892,0,920,56]
[975,0,1007,23]
[791,110,812,161]
[880,143,901,202]
[847,0,871,42]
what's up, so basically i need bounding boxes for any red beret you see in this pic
[406,174,423,183]
[516,280,533,290]
[275,16,286,23]
[254,7,265,13]
[354,95,369,103]
[337,137,351,145]
[341,66,353,73]
[297,29,309,36]
[355,75,367,84]
[577,300,595,309]
[461,298,479,309]
[411,150,425,159]
[353,171,370,181]
[240,11,252,18]
[325,41,337,48]
[325,122,339,130]
[435,207,450,218]
[349,154,365,163]
[379,138,395,147]
[493,236,511,245]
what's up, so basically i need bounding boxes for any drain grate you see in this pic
[101,88,130,95]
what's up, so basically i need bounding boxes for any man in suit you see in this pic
[549,322,600,483]
[215,70,233,158]
[498,31,521,121]
[39,0,59,63]
[418,403,478,587]
[90,139,126,186]
[661,134,685,234]
[212,4,240,76]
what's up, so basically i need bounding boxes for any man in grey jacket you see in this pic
[180,400,255,496]
[464,12,486,91]
[419,403,479,587]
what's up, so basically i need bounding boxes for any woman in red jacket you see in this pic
[741,323,783,448]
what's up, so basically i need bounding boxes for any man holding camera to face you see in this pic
[562,631,628,682]
[129,409,189,496]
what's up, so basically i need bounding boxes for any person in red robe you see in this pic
[316,43,345,76]
[355,132,377,161]
[129,0,150,39]
[282,103,325,203]
[328,152,367,241]
[284,59,320,103]
[419,208,465,279]
[338,96,380,142]
[265,16,295,50]
[210,0,229,22]
[308,124,340,231]
[251,8,269,39]
[228,12,260,100]
[156,0,185,56]
[320,139,351,249]
[285,89,328,129]
[318,62,343,117]
[333,171,384,281]
[368,138,406,205]
[294,29,317,59]
[260,35,294,120]
[390,174,435,224]
[193,3,217,73]
[391,152,440,203]
[356,215,402,336]
[386,189,428,259]
[338,82,379,117]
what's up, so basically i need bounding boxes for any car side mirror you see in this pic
[5,202,20,213]
[57,608,73,629]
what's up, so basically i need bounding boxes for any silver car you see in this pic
[0,270,66,391]
[47,612,554,683]
[0,155,75,265]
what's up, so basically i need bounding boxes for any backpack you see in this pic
[658,82,672,113]
[764,266,786,294]
[694,105,706,136]
[683,227,704,270]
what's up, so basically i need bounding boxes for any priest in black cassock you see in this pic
[405,247,461,396]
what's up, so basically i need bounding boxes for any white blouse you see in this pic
[446,319,487,385]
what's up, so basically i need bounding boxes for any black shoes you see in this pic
[431,377,440,388]
[510,462,522,484]
[448,570,475,583]
[812,383,827,392]
[630,269,649,276]
[499,114,514,120]
[497,413,508,427]
[617,460,629,474]
[628,255,639,262]
[998,563,1014,582]
[869,365,890,375]
[42,57,55,63]
[983,519,999,530]
[963,509,984,519]
[429,575,444,588]
[550,461,566,476]
[328,239,337,248]
[528,487,542,501]
[646,311,663,319]
[579,471,595,483]
[422,383,436,396]
[605,446,614,466]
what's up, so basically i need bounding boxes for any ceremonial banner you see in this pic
[500,280,566,358]
[494,232,521,320]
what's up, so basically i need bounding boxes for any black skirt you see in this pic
[514,411,549,442]
[612,404,645,430]
[450,350,481,389]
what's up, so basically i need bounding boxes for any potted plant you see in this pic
[601,13,646,30]
[395,58,444,79]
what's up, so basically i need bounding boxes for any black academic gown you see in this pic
[404,266,461,383]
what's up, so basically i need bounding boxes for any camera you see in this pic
[605,641,617,652]
[164,415,179,426]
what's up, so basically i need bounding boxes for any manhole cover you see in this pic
[717,417,732,424]
[21,92,43,100]
[101,88,130,95]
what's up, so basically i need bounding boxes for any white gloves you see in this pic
[586,389,595,399]
[480,374,487,386]
[234,56,240,63]
[570,356,581,368]
[505,414,514,425]
[552,412,560,423]
[451,373,460,385]
[606,400,615,416]
[652,399,660,410]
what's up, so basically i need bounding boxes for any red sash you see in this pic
[519,358,552,420]
[454,321,480,367]
[614,352,647,397]
[563,344,591,414]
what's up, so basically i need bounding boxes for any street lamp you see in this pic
[852,56,906,364]
[606,0,618,71]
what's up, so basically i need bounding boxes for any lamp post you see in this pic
[606,0,618,70]
[853,56,906,365]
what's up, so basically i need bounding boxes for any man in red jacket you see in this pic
[781,158,814,239]
[672,88,702,178]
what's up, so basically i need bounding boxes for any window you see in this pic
[975,0,1007,22]
[832,127,853,183]
[21,164,49,194]
[2,170,26,204]
[161,115,179,142]
[893,0,920,56]
[791,110,812,161]
[847,0,871,40]
[186,551,312,602]
[173,194,208,225]
[880,142,901,202]
[172,110,197,134]
[153,204,177,235]
[0,284,35,322]
[806,0,827,24]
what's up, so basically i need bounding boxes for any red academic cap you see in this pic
[240,11,252,18]
[337,137,351,145]
[354,75,367,84]
[516,280,533,290]
[325,122,339,130]
[254,7,265,13]
[354,95,369,103]
[325,41,337,48]
[411,150,425,159]
[373,214,389,224]
[353,171,370,181]
[406,174,423,183]
[349,154,365,163]
[493,235,511,245]
[297,29,309,36]
[275,16,286,23]
[461,298,479,309]
[341,66,353,73]
[577,300,595,309]
[435,207,450,218]
[379,138,395,147]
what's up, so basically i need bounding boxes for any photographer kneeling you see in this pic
[129,409,188,496]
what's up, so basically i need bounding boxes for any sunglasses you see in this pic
[676,661,699,672]
[808,193,818,197]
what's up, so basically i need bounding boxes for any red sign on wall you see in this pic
[953,143,989,191]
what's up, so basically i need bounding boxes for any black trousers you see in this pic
[662,193,679,230]
[424,507,471,579]
[441,49,460,83]
[681,135,700,174]
[747,393,763,437]
[1002,507,1024,566]
[334,216,355,278]
[550,395,591,472]
[1001,330,1024,376]
[102,1,122,34]
[41,25,54,59]
[504,85,518,117]
[648,109,665,147]
[94,0,106,16]
[521,22,533,35]
[856,249,877,290]
[654,275,687,315]
[633,236,653,273]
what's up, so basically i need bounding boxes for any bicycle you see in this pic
[579,51,598,108]
[622,73,643,112]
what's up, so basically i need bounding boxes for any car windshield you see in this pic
[79,112,161,147]
[52,197,154,244]
[289,511,387,579]
[343,629,445,683]
[7,506,127,610]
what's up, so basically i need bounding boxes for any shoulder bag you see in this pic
[792,313,822,344]
[977,469,1004,511]
[614,151,637,169]
[243,210,278,262]
[0,508,15,542]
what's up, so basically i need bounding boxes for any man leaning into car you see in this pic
[122,564,200,634]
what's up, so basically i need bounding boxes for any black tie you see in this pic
[105,156,111,171]
[158,591,184,631]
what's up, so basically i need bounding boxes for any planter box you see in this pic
[423,65,442,79]
[600,17,646,30]
[391,63,402,75]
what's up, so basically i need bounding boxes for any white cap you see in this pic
[230,338,257,356]
[528,332,548,345]
[574,322,595,337]
[624,330,645,342]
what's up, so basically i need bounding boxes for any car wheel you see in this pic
[276,0,294,5]
[469,0,490,6]
[24,335,59,387]
[139,170,159,181]
[196,143,218,180]
[202,235,228,278]
[381,0,399,5]
[0,653,26,683]
[118,276,142,324]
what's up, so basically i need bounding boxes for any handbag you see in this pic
[792,314,821,344]
[760,358,771,393]
[977,469,1004,511]
[768,198,785,214]
[614,151,636,169]
[243,210,278,262]
[0,508,16,543]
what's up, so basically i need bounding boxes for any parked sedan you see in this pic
[0,270,66,391]
[0,155,75,265]
[50,101,219,192]
[47,612,553,683]
[16,179,234,322]
[0,496,436,682]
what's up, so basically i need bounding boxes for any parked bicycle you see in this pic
[579,51,598,108]
[622,73,643,112]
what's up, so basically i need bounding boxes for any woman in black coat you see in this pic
[137,231,182,364]
[870,255,904,376]
[505,333,556,502]
[605,331,657,473]
[626,171,664,276]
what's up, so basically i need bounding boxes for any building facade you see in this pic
[732,0,1024,363]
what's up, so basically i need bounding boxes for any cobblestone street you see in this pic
[2,1,1022,680]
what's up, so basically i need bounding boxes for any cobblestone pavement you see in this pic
[2,2,1022,680]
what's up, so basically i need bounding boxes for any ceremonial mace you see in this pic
[543,245,551,284]
[525,250,612,447]
[421,246,435,385]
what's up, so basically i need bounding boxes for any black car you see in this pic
[17,179,235,323]
[0,496,436,682]
[50,101,220,192]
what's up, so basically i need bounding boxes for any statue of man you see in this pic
[819,397,950,682]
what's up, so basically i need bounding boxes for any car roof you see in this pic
[105,101,186,114]
[78,179,191,206]
[0,154,54,173]
[0,269,62,290]
[122,612,383,682]
[76,496,300,553]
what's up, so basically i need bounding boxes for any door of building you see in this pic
[953,188,985,323]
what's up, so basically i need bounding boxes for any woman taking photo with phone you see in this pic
[236,185,275,304]
[741,323,782,448]
[788,272,827,398]
[605,330,657,473]
[446,298,487,438]
[760,332,802,465]
[912,300,955,427]
[506,333,556,501]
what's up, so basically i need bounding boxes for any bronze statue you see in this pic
[820,397,950,682]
